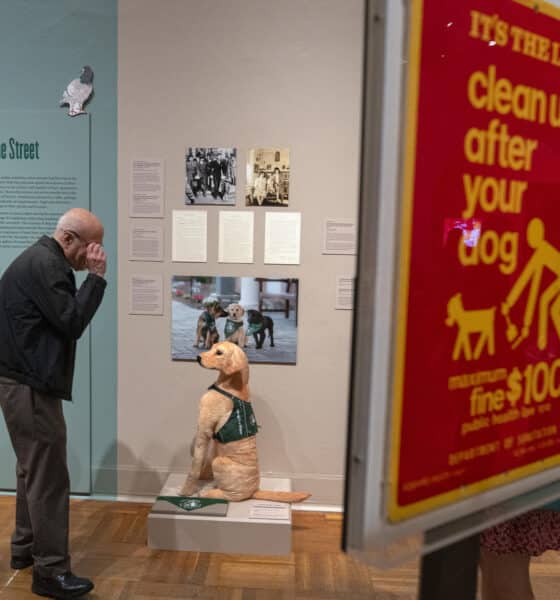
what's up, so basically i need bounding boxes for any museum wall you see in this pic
[117,0,364,504]
[0,0,118,495]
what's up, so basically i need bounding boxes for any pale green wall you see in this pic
[0,0,118,494]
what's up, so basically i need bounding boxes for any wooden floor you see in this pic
[0,497,558,599]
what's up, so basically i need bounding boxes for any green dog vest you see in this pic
[202,311,217,332]
[210,384,259,444]
[246,322,263,336]
[224,318,243,337]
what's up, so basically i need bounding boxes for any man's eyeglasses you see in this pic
[65,229,89,246]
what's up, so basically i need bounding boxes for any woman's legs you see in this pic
[479,548,535,600]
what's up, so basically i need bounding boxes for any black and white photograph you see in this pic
[245,147,290,207]
[171,275,298,364]
[185,147,237,205]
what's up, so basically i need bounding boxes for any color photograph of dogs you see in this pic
[171,275,297,364]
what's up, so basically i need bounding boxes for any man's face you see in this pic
[62,229,103,271]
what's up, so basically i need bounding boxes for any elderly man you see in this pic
[0,208,107,599]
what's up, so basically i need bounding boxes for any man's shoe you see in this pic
[32,571,94,599]
[10,555,33,569]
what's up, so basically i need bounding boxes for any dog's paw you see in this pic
[179,478,199,497]
[179,486,198,497]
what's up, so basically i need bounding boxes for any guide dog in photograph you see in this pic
[224,303,247,347]
[179,341,310,503]
[246,309,274,349]
[193,301,228,349]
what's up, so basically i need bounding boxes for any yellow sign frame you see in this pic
[388,0,560,522]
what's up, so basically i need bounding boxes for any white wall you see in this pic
[118,0,364,504]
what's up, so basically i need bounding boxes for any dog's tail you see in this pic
[251,490,311,503]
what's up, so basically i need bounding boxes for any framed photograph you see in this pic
[185,147,237,206]
[245,147,290,207]
[171,275,298,364]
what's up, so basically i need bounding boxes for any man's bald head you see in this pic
[55,208,104,243]
[52,208,105,271]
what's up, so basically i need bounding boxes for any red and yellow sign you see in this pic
[390,0,560,521]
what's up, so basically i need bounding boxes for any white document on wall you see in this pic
[129,220,163,262]
[130,158,164,217]
[129,274,163,315]
[323,218,357,254]
[264,212,301,265]
[218,211,254,263]
[172,210,207,262]
[335,276,355,310]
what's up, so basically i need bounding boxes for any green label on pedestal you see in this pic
[156,496,228,512]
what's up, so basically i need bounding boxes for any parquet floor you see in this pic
[0,496,558,599]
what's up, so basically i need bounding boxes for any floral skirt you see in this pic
[480,509,560,556]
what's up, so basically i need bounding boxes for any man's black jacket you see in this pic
[0,236,106,399]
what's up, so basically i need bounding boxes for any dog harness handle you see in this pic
[209,384,259,444]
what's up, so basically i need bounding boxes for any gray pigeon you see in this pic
[60,66,94,117]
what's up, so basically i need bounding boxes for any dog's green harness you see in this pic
[224,318,243,338]
[210,384,259,444]
[246,322,262,336]
[202,310,217,332]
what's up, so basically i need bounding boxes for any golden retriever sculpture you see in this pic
[180,341,310,503]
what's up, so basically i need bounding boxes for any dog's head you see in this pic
[226,303,245,321]
[198,341,249,377]
[445,293,462,326]
[246,309,261,323]
[206,302,227,318]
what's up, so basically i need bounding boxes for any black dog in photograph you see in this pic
[246,309,274,349]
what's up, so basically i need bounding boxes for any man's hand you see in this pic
[86,243,107,277]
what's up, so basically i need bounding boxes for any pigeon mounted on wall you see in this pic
[59,65,94,117]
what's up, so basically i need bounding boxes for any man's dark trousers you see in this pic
[0,377,70,576]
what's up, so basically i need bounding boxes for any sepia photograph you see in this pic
[171,275,298,364]
[185,147,237,205]
[245,147,290,207]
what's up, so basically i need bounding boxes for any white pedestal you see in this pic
[147,473,292,555]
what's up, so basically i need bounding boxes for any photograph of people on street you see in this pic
[172,275,298,364]
[245,147,290,207]
[185,147,237,205]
